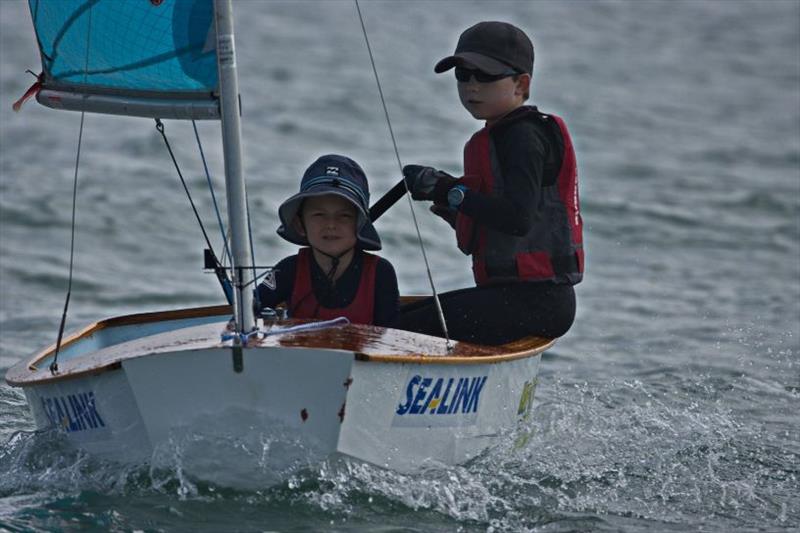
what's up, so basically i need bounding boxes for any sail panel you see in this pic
[29,0,218,115]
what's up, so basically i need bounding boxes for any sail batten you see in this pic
[29,0,219,119]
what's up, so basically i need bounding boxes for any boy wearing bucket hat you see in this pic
[397,21,584,344]
[257,154,399,326]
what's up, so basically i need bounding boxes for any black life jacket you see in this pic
[455,107,584,285]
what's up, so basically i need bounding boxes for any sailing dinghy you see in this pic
[6,0,554,476]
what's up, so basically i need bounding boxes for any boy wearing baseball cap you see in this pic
[257,154,399,326]
[398,21,584,344]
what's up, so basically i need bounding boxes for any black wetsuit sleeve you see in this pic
[458,120,548,236]
[255,255,296,311]
[373,258,400,327]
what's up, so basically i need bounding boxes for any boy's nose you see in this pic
[465,79,480,90]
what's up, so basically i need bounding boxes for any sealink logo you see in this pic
[393,374,488,427]
[41,391,105,433]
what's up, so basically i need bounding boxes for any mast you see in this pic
[214,0,255,333]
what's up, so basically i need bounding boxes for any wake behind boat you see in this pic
[6,0,555,478]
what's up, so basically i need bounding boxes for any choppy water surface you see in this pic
[1,1,798,531]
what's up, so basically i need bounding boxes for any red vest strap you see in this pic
[289,248,378,324]
[552,114,584,273]
[455,128,491,255]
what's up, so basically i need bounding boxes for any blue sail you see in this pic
[29,0,219,119]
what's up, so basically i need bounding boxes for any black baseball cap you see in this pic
[434,21,533,76]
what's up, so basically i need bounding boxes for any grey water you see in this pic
[1,0,798,531]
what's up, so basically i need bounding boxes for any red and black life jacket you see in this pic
[289,247,378,324]
[455,107,584,286]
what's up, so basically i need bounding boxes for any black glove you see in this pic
[430,204,457,229]
[403,165,458,204]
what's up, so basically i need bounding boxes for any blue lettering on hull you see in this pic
[40,391,105,433]
[393,374,488,428]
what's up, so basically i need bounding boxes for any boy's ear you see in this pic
[515,73,531,96]
[292,216,306,237]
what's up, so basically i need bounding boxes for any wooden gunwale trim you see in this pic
[6,358,127,386]
[9,335,552,387]
[22,304,231,372]
[16,362,125,386]
[6,301,557,386]
[354,337,555,364]
[20,297,424,373]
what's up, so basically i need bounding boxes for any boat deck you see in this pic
[6,304,555,386]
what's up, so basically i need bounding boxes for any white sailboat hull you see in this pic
[10,306,547,478]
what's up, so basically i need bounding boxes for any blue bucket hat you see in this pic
[277,154,381,251]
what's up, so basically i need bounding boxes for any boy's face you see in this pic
[296,194,359,257]
[457,71,531,124]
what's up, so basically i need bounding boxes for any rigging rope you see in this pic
[244,191,261,310]
[155,119,234,305]
[155,119,218,263]
[354,0,452,350]
[49,110,84,374]
[192,120,231,266]
[50,4,94,374]
[193,120,259,307]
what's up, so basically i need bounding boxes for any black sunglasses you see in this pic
[454,66,519,83]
